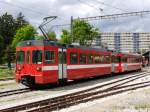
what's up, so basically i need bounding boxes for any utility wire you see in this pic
[0,1,49,16]
[0,1,68,24]
[77,0,103,13]
[93,0,129,12]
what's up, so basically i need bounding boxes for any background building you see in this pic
[100,32,150,53]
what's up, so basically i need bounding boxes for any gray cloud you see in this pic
[0,0,150,37]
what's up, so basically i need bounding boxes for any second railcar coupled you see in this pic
[16,40,142,87]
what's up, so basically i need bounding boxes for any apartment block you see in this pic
[100,32,150,53]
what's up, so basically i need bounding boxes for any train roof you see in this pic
[17,40,109,52]
[17,40,142,56]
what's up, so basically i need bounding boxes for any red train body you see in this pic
[15,40,142,87]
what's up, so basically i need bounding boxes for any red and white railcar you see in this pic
[15,40,142,87]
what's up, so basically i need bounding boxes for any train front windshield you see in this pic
[17,51,25,64]
[32,50,42,64]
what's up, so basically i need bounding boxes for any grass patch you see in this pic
[135,104,150,109]
[0,69,14,79]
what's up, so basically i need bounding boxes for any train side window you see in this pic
[105,55,110,63]
[88,54,93,64]
[115,56,120,63]
[80,54,86,64]
[122,57,127,63]
[111,56,115,63]
[17,51,25,64]
[27,51,30,64]
[118,56,121,62]
[100,55,105,63]
[127,58,130,63]
[32,50,42,64]
[94,55,100,64]
[70,52,78,64]
[44,51,55,64]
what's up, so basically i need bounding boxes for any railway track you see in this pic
[0,71,149,112]
[0,88,31,98]
[0,78,14,81]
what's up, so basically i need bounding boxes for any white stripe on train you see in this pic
[42,63,141,71]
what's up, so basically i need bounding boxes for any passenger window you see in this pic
[17,51,25,64]
[94,55,100,64]
[44,51,55,64]
[32,50,42,64]
[80,54,86,64]
[100,55,105,63]
[70,52,78,64]
[111,56,115,63]
[88,54,93,64]
[115,56,120,63]
[27,51,30,64]
[105,55,110,63]
[122,57,127,63]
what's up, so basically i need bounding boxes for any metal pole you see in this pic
[149,50,150,66]
[70,16,73,43]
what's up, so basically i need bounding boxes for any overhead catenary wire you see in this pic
[77,0,103,13]
[92,0,129,13]
[0,1,49,16]
[0,1,68,23]
[78,10,150,21]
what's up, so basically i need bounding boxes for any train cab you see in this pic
[16,41,43,86]
[16,40,61,87]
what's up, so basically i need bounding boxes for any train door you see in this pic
[123,57,127,71]
[58,48,67,83]
[111,55,115,73]
[25,50,32,74]
[118,56,122,72]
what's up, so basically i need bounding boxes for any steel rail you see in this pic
[1,71,149,112]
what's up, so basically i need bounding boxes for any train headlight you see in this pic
[18,66,22,71]
[36,67,41,71]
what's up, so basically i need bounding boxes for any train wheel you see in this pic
[59,78,67,86]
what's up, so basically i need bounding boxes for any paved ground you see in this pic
[65,87,150,112]
[59,67,150,112]
[0,67,150,111]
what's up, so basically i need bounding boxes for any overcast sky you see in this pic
[0,0,150,37]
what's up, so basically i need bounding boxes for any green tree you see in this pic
[0,35,4,50]
[0,12,29,67]
[47,31,57,40]
[0,13,16,65]
[35,35,44,40]
[0,13,16,46]
[15,12,29,29]
[12,25,36,48]
[60,29,71,44]
[72,19,99,46]
[0,35,4,63]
